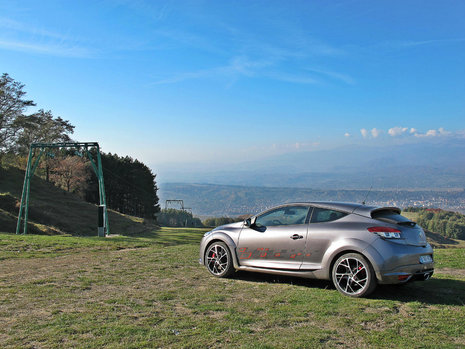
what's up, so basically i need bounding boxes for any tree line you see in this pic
[1,73,160,221]
[157,208,242,228]
[157,209,204,228]
[405,207,465,240]
[86,153,159,219]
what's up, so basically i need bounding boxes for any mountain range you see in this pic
[158,139,465,189]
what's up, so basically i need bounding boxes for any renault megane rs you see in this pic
[199,202,434,297]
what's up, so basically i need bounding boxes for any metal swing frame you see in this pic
[15,142,109,236]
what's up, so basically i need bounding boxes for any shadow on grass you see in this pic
[426,230,460,248]
[373,278,465,305]
[231,271,333,290]
[230,271,465,306]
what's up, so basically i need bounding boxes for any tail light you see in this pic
[398,274,411,281]
[368,226,401,239]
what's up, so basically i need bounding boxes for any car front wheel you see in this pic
[332,253,376,297]
[205,241,234,277]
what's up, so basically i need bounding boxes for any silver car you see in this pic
[199,202,434,297]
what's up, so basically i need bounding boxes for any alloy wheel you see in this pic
[206,243,231,276]
[332,253,376,297]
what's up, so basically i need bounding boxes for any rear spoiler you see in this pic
[370,207,401,217]
[352,205,401,218]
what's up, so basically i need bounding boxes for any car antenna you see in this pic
[362,184,373,205]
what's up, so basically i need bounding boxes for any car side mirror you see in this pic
[244,217,256,228]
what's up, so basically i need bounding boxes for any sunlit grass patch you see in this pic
[434,248,465,269]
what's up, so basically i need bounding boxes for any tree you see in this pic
[0,73,74,170]
[49,156,90,195]
[85,152,160,220]
[158,209,203,227]
[14,109,75,180]
[0,73,35,155]
[203,217,238,227]
[14,109,75,155]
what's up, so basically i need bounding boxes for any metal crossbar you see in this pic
[15,142,110,236]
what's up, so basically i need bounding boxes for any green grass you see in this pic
[0,230,464,348]
[402,212,419,221]
[0,227,208,260]
[434,248,465,269]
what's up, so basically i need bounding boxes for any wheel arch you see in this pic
[203,233,239,269]
[320,238,380,281]
[328,249,375,282]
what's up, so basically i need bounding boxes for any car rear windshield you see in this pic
[371,209,415,226]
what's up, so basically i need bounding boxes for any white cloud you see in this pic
[371,128,382,138]
[385,38,465,49]
[438,127,452,136]
[388,126,408,137]
[152,55,321,85]
[356,126,461,142]
[0,17,95,58]
[306,67,355,85]
[0,39,94,58]
[360,128,382,139]
[264,72,318,84]
[0,17,69,41]
[414,127,452,138]
[344,132,351,137]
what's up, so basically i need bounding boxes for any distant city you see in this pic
[369,196,465,215]
[159,183,465,217]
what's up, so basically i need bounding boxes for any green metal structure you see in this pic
[15,142,109,237]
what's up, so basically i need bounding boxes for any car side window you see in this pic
[310,208,347,223]
[255,206,309,227]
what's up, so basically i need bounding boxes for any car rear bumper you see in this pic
[378,263,434,284]
[366,238,435,285]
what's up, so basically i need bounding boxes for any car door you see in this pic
[300,207,348,270]
[237,205,311,270]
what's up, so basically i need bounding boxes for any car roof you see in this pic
[279,201,400,217]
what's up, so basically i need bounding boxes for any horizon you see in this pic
[1,0,464,184]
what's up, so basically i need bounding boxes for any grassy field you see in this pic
[1,228,464,348]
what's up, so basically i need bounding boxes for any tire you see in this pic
[332,253,377,297]
[205,241,234,278]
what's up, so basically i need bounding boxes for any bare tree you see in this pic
[49,156,89,196]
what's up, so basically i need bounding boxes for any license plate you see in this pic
[419,255,433,264]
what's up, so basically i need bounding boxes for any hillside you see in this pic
[0,166,153,236]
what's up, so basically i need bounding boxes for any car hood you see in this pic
[213,221,244,231]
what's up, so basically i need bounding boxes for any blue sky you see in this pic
[1,0,464,179]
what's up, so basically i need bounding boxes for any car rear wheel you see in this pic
[332,253,376,297]
[205,242,234,277]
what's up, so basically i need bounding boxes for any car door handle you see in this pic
[290,234,303,240]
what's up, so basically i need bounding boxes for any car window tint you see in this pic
[310,208,347,223]
[255,206,309,227]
